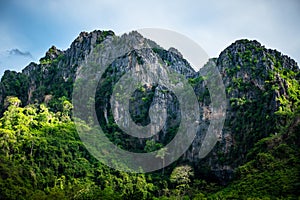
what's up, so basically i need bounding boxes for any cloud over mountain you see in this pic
[8,48,33,58]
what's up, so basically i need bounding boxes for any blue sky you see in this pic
[0,0,299,78]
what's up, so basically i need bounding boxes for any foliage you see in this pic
[170,165,194,196]
[0,98,155,199]
[209,114,300,199]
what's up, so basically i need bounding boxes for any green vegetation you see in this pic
[0,96,156,199]
[39,58,52,65]
[210,111,300,199]
[0,92,298,199]
[0,38,299,199]
[0,71,30,114]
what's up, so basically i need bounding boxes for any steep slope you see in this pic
[210,112,300,198]
[0,30,115,113]
[187,39,300,183]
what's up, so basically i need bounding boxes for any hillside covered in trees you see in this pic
[0,30,299,199]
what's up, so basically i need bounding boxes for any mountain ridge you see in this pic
[0,30,300,199]
[0,30,299,197]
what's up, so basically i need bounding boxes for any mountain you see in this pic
[0,30,299,199]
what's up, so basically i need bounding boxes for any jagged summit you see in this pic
[230,38,262,47]
[40,45,63,63]
[218,39,298,71]
[168,47,183,58]
[71,30,115,48]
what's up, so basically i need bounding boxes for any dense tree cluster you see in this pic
[0,95,298,199]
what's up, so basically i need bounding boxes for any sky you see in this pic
[0,0,299,78]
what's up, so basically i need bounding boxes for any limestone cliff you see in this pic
[0,31,299,184]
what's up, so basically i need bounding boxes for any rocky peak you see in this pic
[218,39,298,72]
[44,45,63,60]
[152,47,195,77]
[216,39,298,98]
[125,30,144,39]
[168,47,183,58]
[65,30,115,65]
[225,39,261,51]
[22,62,38,77]
[71,30,115,49]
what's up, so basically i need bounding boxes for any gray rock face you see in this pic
[189,39,299,183]
[0,31,299,184]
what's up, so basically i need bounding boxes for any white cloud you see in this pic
[8,49,33,58]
